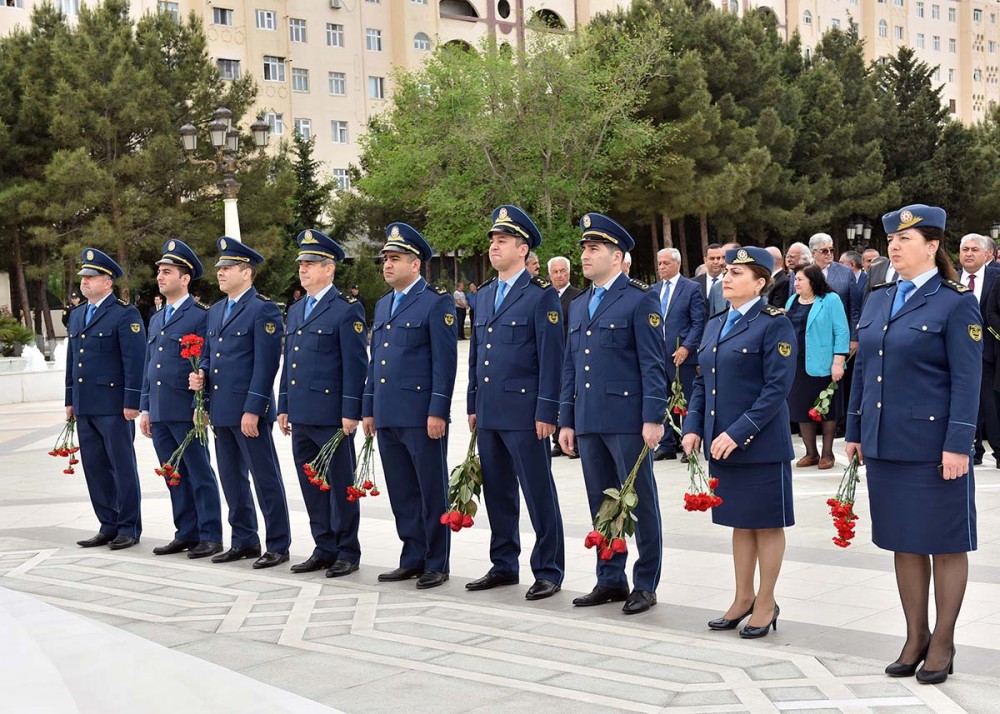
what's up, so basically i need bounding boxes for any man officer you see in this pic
[190,238,291,569]
[363,223,458,589]
[66,248,146,550]
[558,214,669,615]
[278,229,368,577]
[466,206,566,601]
[140,240,223,559]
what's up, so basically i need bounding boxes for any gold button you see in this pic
[297,330,302,335]
[876,402,881,408]
[291,380,296,385]
[80,349,84,353]
[386,325,391,330]
[381,360,386,365]
[78,378,83,383]
[380,378,385,383]
[81,334,85,338]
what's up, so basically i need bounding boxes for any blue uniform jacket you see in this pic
[467,272,565,429]
[65,297,146,415]
[654,276,705,366]
[684,300,796,463]
[200,287,283,427]
[140,297,209,422]
[363,278,458,428]
[558,274,668,434]
[278,286,368,425]
[847,274,982,460]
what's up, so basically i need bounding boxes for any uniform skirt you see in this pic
[708,461,794,529]
[866,458,977,554]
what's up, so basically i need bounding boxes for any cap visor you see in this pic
[214,258,242,267]
[77,268,102,276]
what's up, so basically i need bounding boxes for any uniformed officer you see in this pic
[278,229,368,578]
[66,248,146,550]
[558,214,668,615]
[140,240,223,559]
[189,238,291,569]
[681,247,797,639]
[363,223,458,589]
[846,204,981,684]
[466,205,566,600]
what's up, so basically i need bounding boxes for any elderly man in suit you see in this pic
[765,246,790,308]
[549,256,583,458]
[809,233,859,354]
[651,248,705,460]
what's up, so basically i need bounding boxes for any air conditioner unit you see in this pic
[330,0,343,8]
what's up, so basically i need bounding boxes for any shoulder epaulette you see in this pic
[942,279,969,294]
[117,297,129,307]
[710,308,728,319]
[257,293,271,301]
[531,275,551,289]
[338,292,358,304]
[194,300,211,310]
[627,278,649,291]
[872,280,897,290]
[428,283,448,296]
[760,304,783,317]
[480,277,497,288]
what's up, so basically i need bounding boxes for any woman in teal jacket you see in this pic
[784,264,850,469]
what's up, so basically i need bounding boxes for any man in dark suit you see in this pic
[548,256,583,457]
[809,233,859,353]
[765,246,790,308]
[695,243,726,316]
[863,256,896,306]
[959,233,1000,465]
[651,248,705,460]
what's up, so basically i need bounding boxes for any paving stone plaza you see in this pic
[2,342,1000,713]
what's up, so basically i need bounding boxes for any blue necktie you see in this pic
[890,280,916,318]
[163,305,174,324]
[720,310,741,338]
[85,304,96,326]
[660,281,672,317]
[224,299,235,322]
[391,291,404,316]
[494,281,509,310]
[588,287,607,319]
[304,296,317,320]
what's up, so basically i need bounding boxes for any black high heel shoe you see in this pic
[885,645,929,677]
[739,603,779,639]
[916,648,955,685]
[708,601,754,630]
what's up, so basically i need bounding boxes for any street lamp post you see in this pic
[179,107,270,243]
[846,216,870,250]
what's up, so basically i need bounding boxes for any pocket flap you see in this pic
[400,376,429,391]
[606,380,640,396]
[598,318,628,329]
[504,378,537,394]
[910,403,947,420]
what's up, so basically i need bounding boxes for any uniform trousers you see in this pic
[214,424,291,553]
[377,426,450,573]
[291,424,360,564]
[151,421,222,543]
[478,429,565,584]
[578,433,662,593]
[77,414,141,539]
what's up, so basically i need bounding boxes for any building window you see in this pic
[991,40,997,54]
[217,59,241,80]
[256,9,276,30]
[933,35,941,51]
[932,4,940,19]
[414,32,432,50]
[265,112,284,136]
[974,68,983,81]
[916,1,924,17]
[949,99,956,113]
[804,47,812,60]
[294,119,312,141]
[933,67,941,81]
[61,0,80,15]
[365,28,383,51]
[212,7,233,26]
[3,0,25,6]
[949,38,957,53]
[328,72,346,95]
[412,0,428,3]
[158,2,179,21]
[974,9,983,23]
[916,33,925,48]
[366,0,379,3]
[331,120,349,144]
[327,23,344,47]
[369,76,385,99]
[894,26,903,41]
[831,18,841,29]
[332,169,351,191]
[263,56,286,82]
[289,18,306,43]
[878,20,888,38]
[802,10,812,25]
[292,68,309,92]
[948,7,956,22]
[894,0,902,5]
[949,68,956,82]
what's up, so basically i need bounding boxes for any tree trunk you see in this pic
[31,280,42,334]
[111,195,131,303]
[649,221,658,263]
[661,214,673,248]
[12,230,33,329]
[700,212,710,262]
[678,218,690,277]
[38,279,56,342]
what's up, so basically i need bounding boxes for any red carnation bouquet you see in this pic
[347,433,380,501]
[303,429,346,492]
[828,453,861,547]
[440,429,481,532]
[665,358,722,512]
[155,334,207,487]
[49,417,80,475]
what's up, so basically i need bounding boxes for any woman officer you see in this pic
[682,246,797,639]
[846,204,981,684]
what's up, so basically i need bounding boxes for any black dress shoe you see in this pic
[974,456,984,466]
[211,545,262,563]
[153,539,198,556]
[378,567,424,582]
[551,444,564,457]
[622,590,656,615]
[568,452,580,460]
[740,604,780,638]
[77,533,114,548]
[108,536,139,550]
[326,560,360,578]
[290,555,333,573]
[708,601,754,630]
[653,449,677,461]
[416,571,449,589]
[525,579,561,600]
[572,585,630,607]
[466,572,519,591]
[253,551,290,569]
[915,648,955,684]
[680,454,689,464]
[187,542,223,559]
[886,645,929,677]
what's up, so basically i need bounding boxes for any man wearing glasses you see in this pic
[808,233,859,355]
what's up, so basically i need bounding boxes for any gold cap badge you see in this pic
[582,215,592,228]
[220,238,227,250]
[498,207,509,220]
[168,241,176,251]
[86,250,94,260]
[391,225,400,238]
